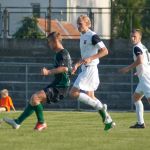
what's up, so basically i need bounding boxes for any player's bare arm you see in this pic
[71,60,83,74]
[41,66,68,76]
[119,54,143,74]
[82,47,108,65]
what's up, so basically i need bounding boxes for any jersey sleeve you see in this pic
[134,46,143,56]
[56,50,72,74]
[92,34,106,49]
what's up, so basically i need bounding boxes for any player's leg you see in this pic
[4,90,47,130]
[130,92,145,128]
[0,107,7,112]
[70,88,115,130]
[87,91,115,130]
[29,90,47,131]
[70,87,102,109]
[3,103,35,129]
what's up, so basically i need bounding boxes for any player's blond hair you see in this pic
[1,89,9,97]
[47,31,62,42]
[77,15,91,28]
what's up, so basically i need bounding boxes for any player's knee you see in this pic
[132,95,137,102]
[69,89,79,99]
[30,93,39,106]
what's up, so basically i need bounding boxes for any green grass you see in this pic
[0,111,150,150]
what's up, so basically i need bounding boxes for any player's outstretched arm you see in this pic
[119,55,143,74]
[41,67,68,76]
[71,60,83,74]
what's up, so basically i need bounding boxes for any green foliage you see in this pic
[141,0,150,38]
[112,0,150,39]
[13,17,46,39]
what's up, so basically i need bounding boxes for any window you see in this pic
[31,3,40,18]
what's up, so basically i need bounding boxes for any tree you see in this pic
[141,0,150,38]
[111,0,147,39]
[13,17,45,39]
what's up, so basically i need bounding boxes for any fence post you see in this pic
[88,8,94,31]
[47,0,51,33]
[3,8,8,39]
[77,100,80,111]
[130,69,134,111]
[25,64,29,105]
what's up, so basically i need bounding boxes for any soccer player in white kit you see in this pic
[119,29,150,128]
[70,15,115,131]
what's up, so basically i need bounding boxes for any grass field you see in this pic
[0,111,150,150]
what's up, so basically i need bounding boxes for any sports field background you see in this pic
[0,111,150,150]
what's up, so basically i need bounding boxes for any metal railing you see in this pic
[0,6,150,39]
[0,7,113,39]
[0,62,138,110]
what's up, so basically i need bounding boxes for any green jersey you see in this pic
[51,49,72,87]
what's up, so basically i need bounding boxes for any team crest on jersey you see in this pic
[84,40,87,44]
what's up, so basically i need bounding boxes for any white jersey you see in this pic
[133,42,150,78]
[80,29,106,66]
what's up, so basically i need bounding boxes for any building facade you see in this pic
[0,0,111,39]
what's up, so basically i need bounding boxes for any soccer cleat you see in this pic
[98,104,116,131]
[34,122,47,131]
[130,123,145,129]
[3,118,20,129]
[99,104,116,131]
[104,121,116,131]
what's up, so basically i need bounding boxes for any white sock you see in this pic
[78,93,103,110]
[135,101,144,124]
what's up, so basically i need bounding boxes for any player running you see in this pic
[3,31,72,131]
[70,15,115,131]
[119,29,150,128]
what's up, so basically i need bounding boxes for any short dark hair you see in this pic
[47,31,62,42]
[131,29,142,37]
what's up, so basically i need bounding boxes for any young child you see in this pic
[0,89,16,112]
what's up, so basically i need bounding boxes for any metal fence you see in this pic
[0,6,150,39]
[0,62,140,110]
[0,7,111,39]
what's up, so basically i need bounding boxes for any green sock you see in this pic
[15,104,35,125]
[34,103,44,123]
[98,110,106,123]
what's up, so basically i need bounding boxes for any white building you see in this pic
[0,0,111,39]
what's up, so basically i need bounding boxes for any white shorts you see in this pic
[73,65,100,91]
[135,74,150,98]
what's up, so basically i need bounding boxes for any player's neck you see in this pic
[55,45,64,52]
[134,41,141,46]
[81,28,89,34]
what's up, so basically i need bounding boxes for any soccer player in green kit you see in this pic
[3,32,72,131]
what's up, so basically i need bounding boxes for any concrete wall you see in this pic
[0,39,150,110]
[0,38,149,57]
